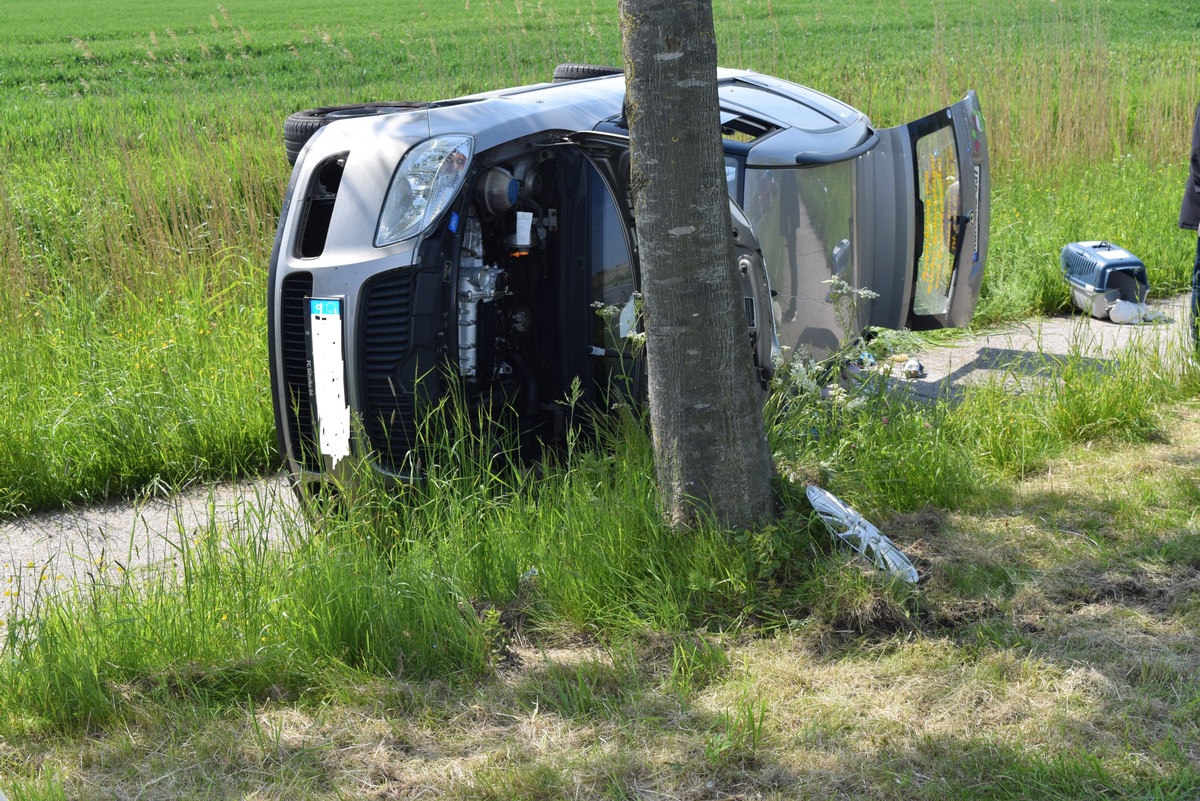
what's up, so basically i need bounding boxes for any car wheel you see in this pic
[283,102,432,165]
[551,63,623,83]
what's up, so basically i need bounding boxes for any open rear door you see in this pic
[861,91,989,331]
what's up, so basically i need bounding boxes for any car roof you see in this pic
[311,68,872,169]
[429,68,872,165]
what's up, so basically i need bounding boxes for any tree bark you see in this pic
[617,0,775,530]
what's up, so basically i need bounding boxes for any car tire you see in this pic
[283,103,431,165]
[551,63,623,83]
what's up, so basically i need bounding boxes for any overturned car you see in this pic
[268,65,990,492]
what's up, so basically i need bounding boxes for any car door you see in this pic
[859,91,990,332]
[565,131,778,396]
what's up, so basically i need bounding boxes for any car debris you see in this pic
[806,485,919,583]
[901,358,926,379]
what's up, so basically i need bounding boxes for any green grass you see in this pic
[0,0,1197,511]
[2,0,1200,797]
[2,335,1199,796]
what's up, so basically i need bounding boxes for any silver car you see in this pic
[268,65,990,492]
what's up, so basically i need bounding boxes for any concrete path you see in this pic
[1,476,298,619]
[894,294,1193,401]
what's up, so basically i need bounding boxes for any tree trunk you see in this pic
[617,0,776,530]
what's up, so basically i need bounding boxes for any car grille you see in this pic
[279,272,321,472]
[361,269,418,471]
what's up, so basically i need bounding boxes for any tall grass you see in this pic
[0,403,748,733]
[770,330,1198,518]
[3,326,1196,736]
[0,502,495,733]
[0,94,281,513]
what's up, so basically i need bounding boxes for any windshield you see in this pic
[743,161,858,356]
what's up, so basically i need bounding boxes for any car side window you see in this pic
[725,155,741,201]
[588,164,636,354]
[912,126,959,316]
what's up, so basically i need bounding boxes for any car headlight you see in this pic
[375,135,474,247]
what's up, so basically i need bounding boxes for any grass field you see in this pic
[1,1,1199,798]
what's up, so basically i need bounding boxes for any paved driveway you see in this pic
[897,294,1192,401]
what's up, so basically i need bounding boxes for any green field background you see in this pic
[0,0,1197,513]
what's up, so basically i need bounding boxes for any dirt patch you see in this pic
[1047,566,1200,615]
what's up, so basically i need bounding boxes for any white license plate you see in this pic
[309,298,351,466]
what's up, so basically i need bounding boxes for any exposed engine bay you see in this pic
[452,148,580,448]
